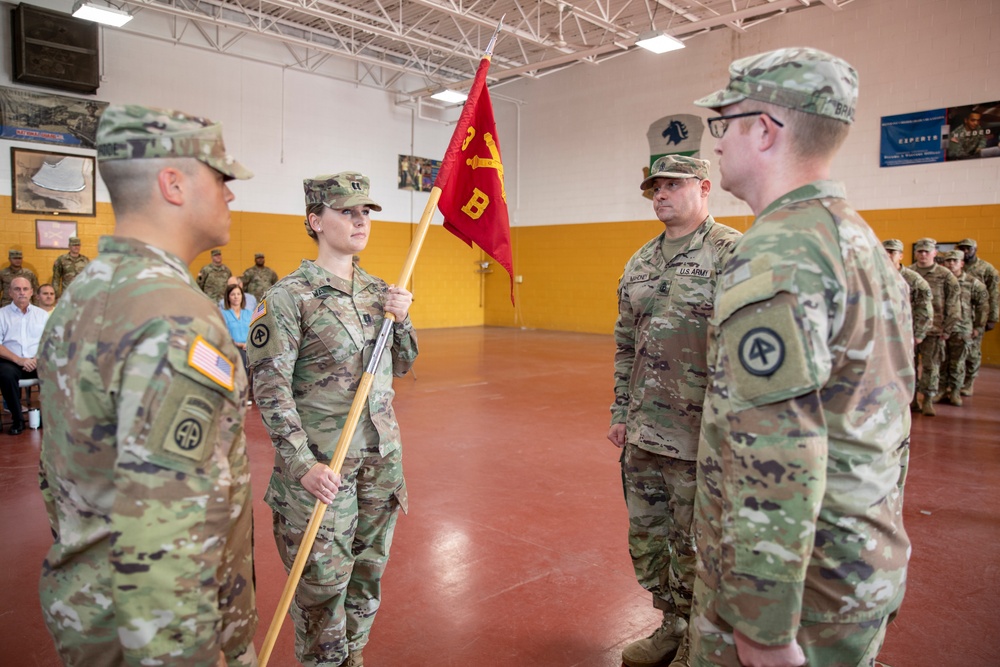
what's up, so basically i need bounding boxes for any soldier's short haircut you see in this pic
[304,203,325,242]
[99,158,200,216]
[738,100,850,160]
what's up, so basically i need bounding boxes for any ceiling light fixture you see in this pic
[430,89,468,105]
[72,0,133,27]
[635,31,684,54]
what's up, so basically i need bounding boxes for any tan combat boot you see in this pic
[666,632,690,667]
[340,651,363,667]
[921,395,936,416]
[960,384,974,397]
[622,616,687,667]
[910,396,920,412]
[948,389,963,406]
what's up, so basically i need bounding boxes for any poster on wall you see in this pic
[880,100,999,167]
[398,154,442,192]
[0,86,107,148]
[11,147,97,216]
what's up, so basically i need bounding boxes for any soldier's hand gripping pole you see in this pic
[257,187,441,666]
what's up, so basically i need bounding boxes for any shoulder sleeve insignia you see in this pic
[188,335,235,391]
[250,298,267,324]
[738,327,785,376]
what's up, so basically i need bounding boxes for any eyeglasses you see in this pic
[706,111,785,138]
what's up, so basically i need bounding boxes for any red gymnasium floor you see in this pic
[2,327,998,666]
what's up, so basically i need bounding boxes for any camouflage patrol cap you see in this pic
[254,253,265,259]
[881,239,904,252]
[941,250,963,261]
[68,236,81,245]
[304,172,382,212]
[9,249,22,258]
[639,155,710,190]
[956,238,977,248]
[211,249,222,256]
[96,104,252,181]
[914,237,937,251]
[694,47,858,124]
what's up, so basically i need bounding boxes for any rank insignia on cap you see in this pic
[250,299,267,324]
[188,336,235,390]
[351,180,363,191]
[738,327,785,376]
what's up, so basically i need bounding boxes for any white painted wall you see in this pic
[2,0,998,228]
[494,0,1000,226]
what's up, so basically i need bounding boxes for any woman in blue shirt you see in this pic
[221,282,253,403]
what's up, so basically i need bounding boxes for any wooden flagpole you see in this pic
[257,19,504,666]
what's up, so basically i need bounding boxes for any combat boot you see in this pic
[666,633,690,667]
[921,395,936,416]
[622,616,687,667]
[960,385,974,397]
[339,651,363,667]
[948,389,963,407]
[910,396,920,412]
[932,391,945,404]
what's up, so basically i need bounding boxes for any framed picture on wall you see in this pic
[35,219,78,249]
[10,147,96,216]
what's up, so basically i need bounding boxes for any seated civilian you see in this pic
[37,284,57,313]
[218,275,257,313]
[0,277,49,434]
[221,283,253,405]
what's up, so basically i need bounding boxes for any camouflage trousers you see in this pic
[915,335,945,396]
[963,334,983,391]
[273,449,405,667]
[621,444,698,618]
[690,577,890,667]
[942,335,970,392]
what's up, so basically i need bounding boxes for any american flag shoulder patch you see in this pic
[188,335,235,391]
[250,299,267,324]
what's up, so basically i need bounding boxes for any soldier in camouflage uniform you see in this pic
[0,249,40,307]
[883,239,933,346]
[690,48,913,667]
[938,250,988,407]
[609,155,741,667]
[955,238,999,396]
[910,238,960,416]
[242,252,279,301]
[248,172,417,667]
[51,236,90,299]
[197,248,233,301]
[37,104,258,666]
[946,110,987,160]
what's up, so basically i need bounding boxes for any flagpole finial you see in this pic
[485,15,504,58]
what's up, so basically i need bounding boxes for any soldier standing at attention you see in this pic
[609,155,741,667]
[955,238,998,396]
[690,47,913,667]
[248,173,417,667]
[197,248,232,301]
[51,236,90,298]
[0,249,40,307]
[883,238,933,347]
[910,238,960,416]
[242,252,279,301]
[37,104,258,666]
[938,250,988,407]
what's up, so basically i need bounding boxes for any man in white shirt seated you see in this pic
[0,277,49,435]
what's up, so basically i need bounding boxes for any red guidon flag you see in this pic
[434,57,514,303]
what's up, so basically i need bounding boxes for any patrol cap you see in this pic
[881,239,904,252]
[639,155,710,190]
[254,253,265,259]
[694,47,858,124]
[304,172,382,212]
[96,104,252,181]
[914,238,937,251]
[211,249,222,256]
[68,236,81,245]
[9,249,22,258]
[956,238,977,249]
[941,250,963,261]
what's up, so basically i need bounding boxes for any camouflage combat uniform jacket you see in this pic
[197,262,233,301]
[946,125,987,160]
[0,265,39,307]
[37,236,256,666]
[52,252,90,297]
[954,271,989,339]
[963,255,999,326]
[247,259,418,529]
[911,262,960,337]
[241,264,279,301]
[899,265,932,342]
[693,182,913,646]
[612,216,742,460]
